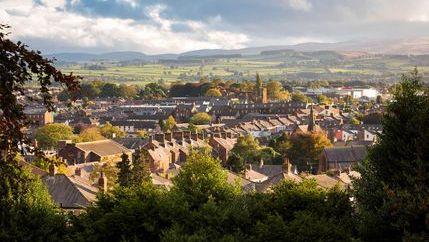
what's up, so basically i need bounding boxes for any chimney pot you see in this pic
[98,171,108,192]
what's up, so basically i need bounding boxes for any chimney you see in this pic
[283,157,292,175]
[75,167,81,177]
[226,132,232,139]
[259,159,264,168]
[198,132,204,140]
[183,130,191,140]
[154,133,165,143]
[149,135,153,143]
[191,132,198,141]
[57,140,72,151]
[48,161,57,176]
[165,132,172,142]
[98,172,107,193]
[173,131,184,141]
[249,163,252,170]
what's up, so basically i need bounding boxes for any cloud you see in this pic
[1,0,429,53]
[288,0,312,11]
[116,0,138,8]
[0,1,249,54]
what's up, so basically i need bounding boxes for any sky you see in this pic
[1,0,429,54]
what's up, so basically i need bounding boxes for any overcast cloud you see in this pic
[1,0,429,54]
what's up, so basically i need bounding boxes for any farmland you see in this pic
[58,50,429,86]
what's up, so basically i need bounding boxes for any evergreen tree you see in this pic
[131,149,152,186]
[255,72,263,97]
[117,153,132,187]
[354,68,429,241]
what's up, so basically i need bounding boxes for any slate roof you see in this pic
[19,160,48,177]
[42,174,98,209]
[75,139,132,157]
[323,145,367,163]
[306,174,346,190]
[114,137,148,150]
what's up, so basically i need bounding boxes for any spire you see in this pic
[308,105,316,132]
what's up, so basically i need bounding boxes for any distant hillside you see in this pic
[46,37,429,63]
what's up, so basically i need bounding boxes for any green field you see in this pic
[59,52,429,85]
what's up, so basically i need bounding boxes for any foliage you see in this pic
[90,161,118,189]
[0,25,78,241]
[255,73,263,97]
[291,91,308,103]
[164,115,176,132]
[35,123,75,149]
[141,82,168,99]
[99,122,126,139]
[205,88,222,97]
[350,117,360,125]
[270,132,332,171]
[266,80,289,100]
[317,94,333,105]
[131,149,152,186]
[190,112,212,125]
[75,127,106,142]
[354,68,429,241]
[116,153,132,187]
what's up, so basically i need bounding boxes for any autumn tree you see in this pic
[75,127,105,142]
[205,88,222,97]
[35,123,75,149]
[291,91,308,103]
[271,132,332,171]
[266,80,289,100]
[99,122,126,138]
[164,115,176,132]
[190,112,212,125]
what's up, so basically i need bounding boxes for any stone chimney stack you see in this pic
[259,159,264,168]
[155,133,165,143]
[98,172,107,193]
[191,132,198,141]
[75,167,81,177]
[48,161,57,176]
[165,132,172,142]
[283,157,292,175]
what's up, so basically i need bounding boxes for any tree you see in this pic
[292,91,308,103]
[99,122,126,138]
[117,153,132,187]
[255,73,263,97]
[317,94,333,105]
[172,149,240,207]
[271,132,332,171]
[266,80,284,100]
[354,69,429,241]
[131,149,152,186]
[164,115,176,132]
[350,117,360,125]
[228,134,261,165]
[205,88,222,97]
[225,152,245,173]
[100,83,119,98]
[190,112,212,125]
[35,123,75,149]
[0,24,79,241]
[75,127,105,142]
[141,82,167,99]
[118,84,138,98]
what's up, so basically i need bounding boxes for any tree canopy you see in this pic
[190,112,212,125]
[35,123,75,149]
[354,68,429,241]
